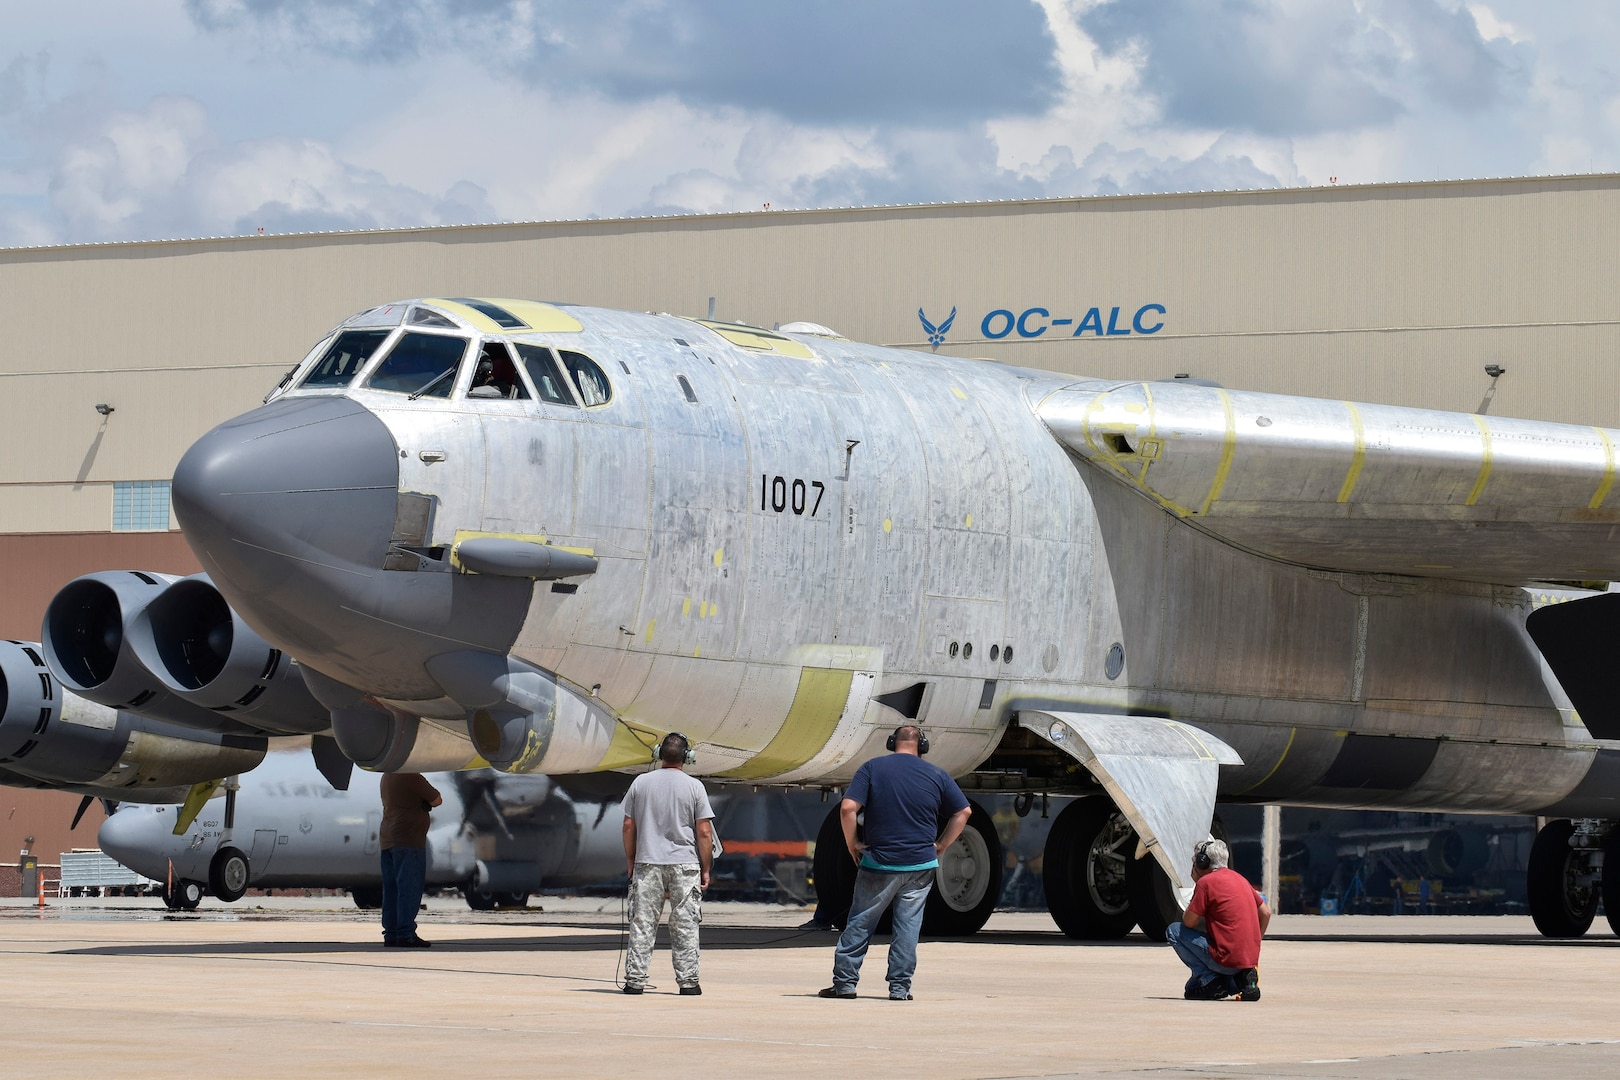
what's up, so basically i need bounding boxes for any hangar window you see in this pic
[113,481,171,531]
[467,342,530,400]
[560,350,612,407]
[364,333,470,398]
[513,344,578,406]
[300,329,391,389]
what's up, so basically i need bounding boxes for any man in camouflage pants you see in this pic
[621,732,715,996]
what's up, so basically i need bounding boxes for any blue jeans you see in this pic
[380,845,427,943]
[831,867,934,997]
[1166,921,1238,992]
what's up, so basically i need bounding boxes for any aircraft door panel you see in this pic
[249,828,278,878]
[379,407,488,544]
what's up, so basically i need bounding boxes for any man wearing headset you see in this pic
[621,732,715,996]
[1166,838,1271,1000]
[819,724,971,1001]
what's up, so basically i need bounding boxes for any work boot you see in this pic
[1184,976,1234,1000]
[1235,968,1261,1001]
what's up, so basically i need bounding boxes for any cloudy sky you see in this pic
[0,1,1614,247]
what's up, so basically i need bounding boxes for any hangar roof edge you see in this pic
[5,171,1619,258]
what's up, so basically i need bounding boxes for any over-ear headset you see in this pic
[656,731,695,765]
[885,725,929,755]
[1193,839,1214,870]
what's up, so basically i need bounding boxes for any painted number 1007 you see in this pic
[761,474,825,517]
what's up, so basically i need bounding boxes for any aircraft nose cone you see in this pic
[96,808,158,874]
[173,397,400,588]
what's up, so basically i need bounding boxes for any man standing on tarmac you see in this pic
[819,724,972,1001]
[621,732,715,997]
[1166,838,1271,1000]
[379,772,442,948]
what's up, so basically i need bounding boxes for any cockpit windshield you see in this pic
[299,329,392,389]
[560,350,612,406]
[363,333,470,398]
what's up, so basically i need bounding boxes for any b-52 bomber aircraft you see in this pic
[15,295,1620,941]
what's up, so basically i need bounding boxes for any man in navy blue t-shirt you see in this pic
[818,724,971,1001]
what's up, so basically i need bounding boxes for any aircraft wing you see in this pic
[1039,381,1620,586]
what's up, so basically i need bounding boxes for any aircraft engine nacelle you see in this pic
[427,651,619,775]
[125,575,328,734]
[0,639,266,795]
[41,571,244,731]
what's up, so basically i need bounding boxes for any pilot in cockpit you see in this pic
[468,344,521,400]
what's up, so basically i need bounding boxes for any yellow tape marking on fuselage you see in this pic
[1337,402,1366,504]
[1590,428,1616,510]
[1231,726,1298,796]
[720,666,854,780]
[594,720,665,771]
[1466,415,1494,506]
[1197,388,1237,516]
[1081,385,1197,517]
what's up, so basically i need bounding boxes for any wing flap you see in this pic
[1039,381,1620,584]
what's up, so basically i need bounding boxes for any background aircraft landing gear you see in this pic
[1527,818,1599,937]
[350,886,383,910]
[1042,797,1136,939]
[209,847,250,903]
[463,885,531,911]
[811,799,1003,936]
[162,879,203,911]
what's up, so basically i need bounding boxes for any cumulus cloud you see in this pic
[185,0,1064,125]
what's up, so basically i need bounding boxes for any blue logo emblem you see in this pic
[918,306,956,349]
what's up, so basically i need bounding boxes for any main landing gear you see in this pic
[1042,796,1220,941]
[1525,818,1619,938]
[811,800,1004,936]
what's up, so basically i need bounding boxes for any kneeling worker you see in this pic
[1165,838,1270,1000]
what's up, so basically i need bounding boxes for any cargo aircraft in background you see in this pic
[97,749,624,911]
[9,295,1620,940]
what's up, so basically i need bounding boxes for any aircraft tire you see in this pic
[1042,797,1136,940]
[163,879,203,911]
[922,801,1003,936]
[209,847,250,903]
[1527,818,1596,938]
[1605,829,1620,937]
[811,805,858,930]
[349,885,383,909]
[496,891,530,908]
[1125,853,1183,942]
[463,885,499,911]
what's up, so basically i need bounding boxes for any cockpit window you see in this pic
[560,350,612,406]
[468,342,530,401]
[363,333,469,398]
[514,344,578,406]
[408,306,458,329]
[300,329,392,389]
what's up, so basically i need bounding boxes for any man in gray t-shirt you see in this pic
[621,732,715,995]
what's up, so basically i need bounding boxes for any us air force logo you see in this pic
[918,306,956,349]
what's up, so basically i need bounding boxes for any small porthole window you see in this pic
[677,374,698,403]
[949,641,960,659]
[1003,645,1013,664]
[963,642,973,660]
[989,644,1000,662]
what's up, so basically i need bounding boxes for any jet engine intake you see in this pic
[1,639,265,795]
[41,571,252,732]
[126,575,328,733]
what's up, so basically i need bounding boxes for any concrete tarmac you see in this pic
[2,896,1617,1079]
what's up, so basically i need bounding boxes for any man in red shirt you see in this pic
[1165,839,1271,1000]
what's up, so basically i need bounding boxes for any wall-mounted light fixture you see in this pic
[1484,364,1506,378]
[94,403,114,416]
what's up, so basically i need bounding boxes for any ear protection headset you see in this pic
[656,731,695,765]
[1193,839,1215,870]
[885,725,930,755]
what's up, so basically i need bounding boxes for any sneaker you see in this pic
[817,986,857,999]
[679,985,702,996]
[798,918,835,930]
[1235,969,1261,1002]
[622,984,644,995]
[394,936,432,949]
[1184,976,1234,1000]
[889,992,913,1001]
